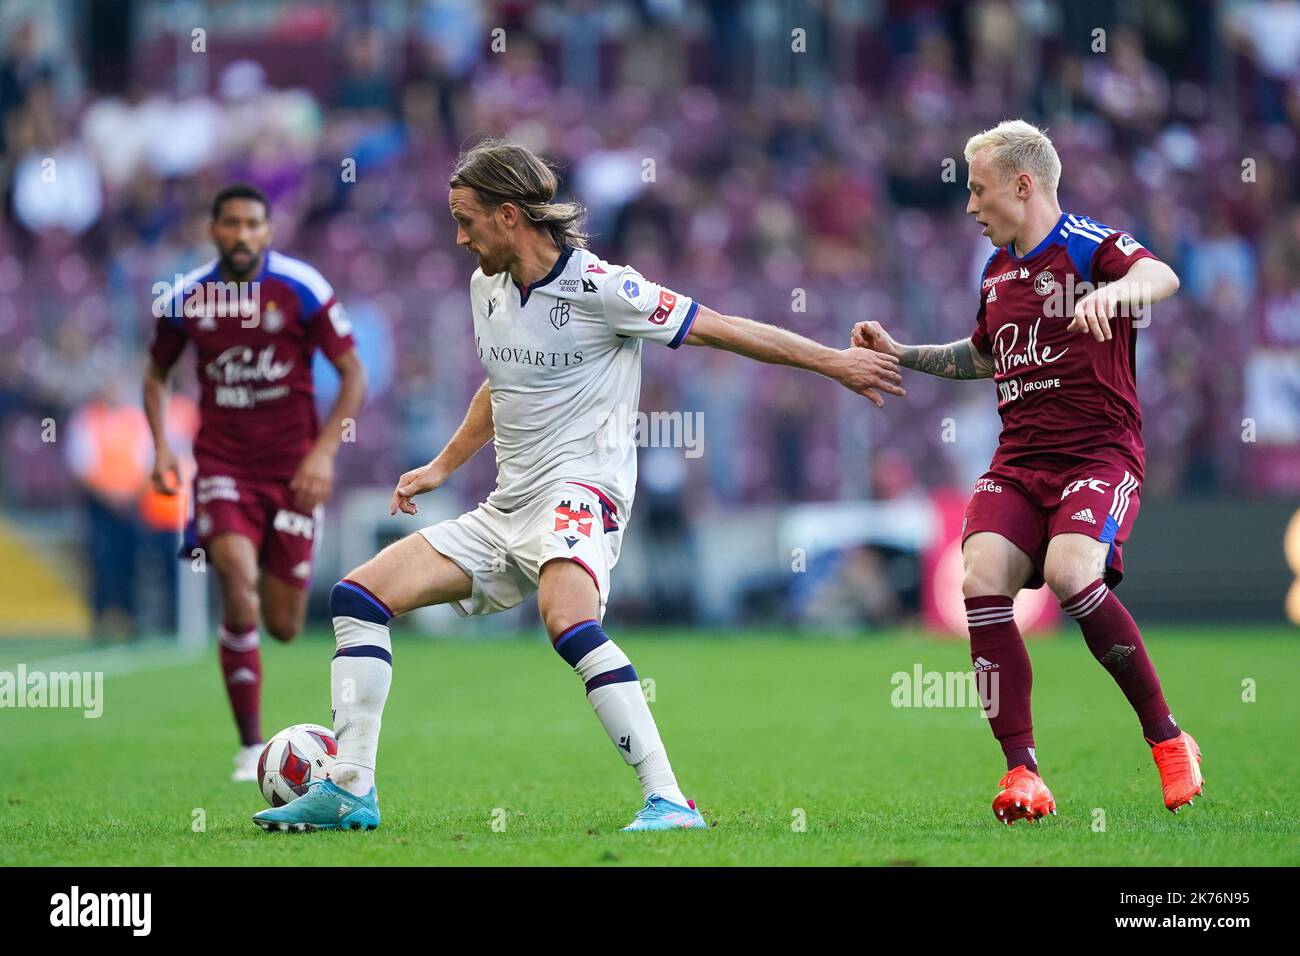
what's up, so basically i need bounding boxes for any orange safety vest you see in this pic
[76,397,198,531]
[80,404,149,504]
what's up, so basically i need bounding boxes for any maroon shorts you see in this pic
[961,459,1142,589]
[185,472,320,589]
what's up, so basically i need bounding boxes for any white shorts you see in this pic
[419,480,623,619]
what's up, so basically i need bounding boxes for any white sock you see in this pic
[631,749,686,807]
[329,582,393,797]
[560,623,688,807]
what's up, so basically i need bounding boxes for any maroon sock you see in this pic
[1061,579,1178,743]
[218,623,262,746]
[966,596,1037,773]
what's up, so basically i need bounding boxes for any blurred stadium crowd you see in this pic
[1,0,1297,554]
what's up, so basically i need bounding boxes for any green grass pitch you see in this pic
[3,627,1297,866]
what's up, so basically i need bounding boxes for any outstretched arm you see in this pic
[390,379,493,516]
[683,305,906,407]
[850,321,994,380]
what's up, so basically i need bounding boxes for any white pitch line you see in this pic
[7,639,209,678]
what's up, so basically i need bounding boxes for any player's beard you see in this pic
[222,246,262,281]
[472,231,509,276]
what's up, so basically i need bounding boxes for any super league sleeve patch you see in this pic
[615,274,654,310]
[326,300,352,336]
[1115,233,1144,256]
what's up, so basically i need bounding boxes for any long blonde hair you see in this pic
[449,139,589,249]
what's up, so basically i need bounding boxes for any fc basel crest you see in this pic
[549,300,571,330]
[554,500,593,537]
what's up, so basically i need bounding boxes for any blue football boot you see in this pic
[253,779,380,832]
[622,794,707,831]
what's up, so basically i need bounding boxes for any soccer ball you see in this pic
[257,723,337,807]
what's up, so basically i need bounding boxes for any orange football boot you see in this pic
[1148,730,1203,813]
[992,765,1057,825]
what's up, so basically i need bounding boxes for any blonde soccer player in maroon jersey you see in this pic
[852,120,1202,823]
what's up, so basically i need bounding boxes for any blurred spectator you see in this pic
[63,381,151,639]
[1186,204,1256,306]
[0,16,53,154]
[1084,27,1170,153]
[797,546,906,630]
[9,79,102,236]
[63,381,196,639]
[1227,0,1300,125]
[331,28,398,116]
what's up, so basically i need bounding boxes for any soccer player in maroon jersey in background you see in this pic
[851,121,1203,823]
[143,185,366,781]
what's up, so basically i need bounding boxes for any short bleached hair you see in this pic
[964,120,1061,196]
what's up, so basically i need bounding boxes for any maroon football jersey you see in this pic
[970,213,1159,477]
[149,251,356,481]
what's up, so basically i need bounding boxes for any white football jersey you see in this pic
[469,245,698,515]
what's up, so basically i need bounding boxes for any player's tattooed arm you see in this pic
[391,379,493,516]
[899,340,993,379]
[850,321,993,380]
[684,305,906,408]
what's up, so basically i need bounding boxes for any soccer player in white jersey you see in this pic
[254,140,904,833]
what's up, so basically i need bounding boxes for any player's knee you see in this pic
[538,561,599,641]
[541,602,574,641]
[264,613,302,643]
[1044,562,1092,603]
[962,566,1010,600]
[221,583,259,626]
[214,562,257,603]
[335,564,389,609]
[263,589,306,643]
[539,596,585,643]
[222,616,259,635]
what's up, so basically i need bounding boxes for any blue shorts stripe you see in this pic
[1098,514,1120,545]
[584,664,638,693]
[332,645,393,665]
